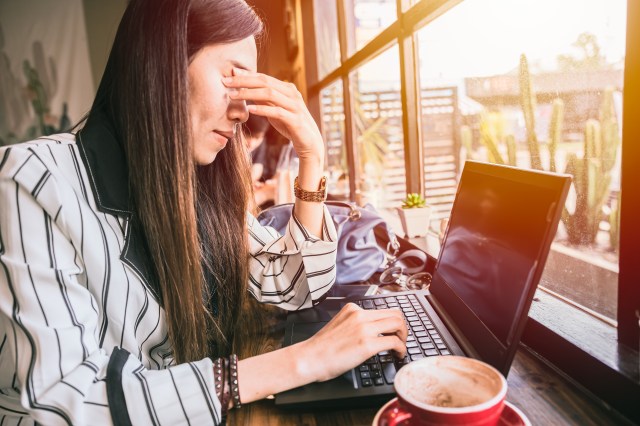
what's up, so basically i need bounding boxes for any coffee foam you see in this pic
[396,357,504,409]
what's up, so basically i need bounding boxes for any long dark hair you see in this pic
[89,0,262,363]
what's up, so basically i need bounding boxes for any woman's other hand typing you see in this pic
[237,303,407,402]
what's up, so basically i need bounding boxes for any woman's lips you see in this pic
[213,130,233,144]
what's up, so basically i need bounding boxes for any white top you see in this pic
[0,131,338,425]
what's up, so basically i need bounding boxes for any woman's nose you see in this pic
[227,98,249,123]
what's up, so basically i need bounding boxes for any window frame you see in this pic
[301,0,639,421]
[618,0,640,352]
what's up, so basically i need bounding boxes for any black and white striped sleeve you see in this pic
[0,146,222,425]
[247,206,338,310]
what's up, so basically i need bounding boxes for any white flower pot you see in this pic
[396,206,432,238]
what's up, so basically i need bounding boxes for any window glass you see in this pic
[350,44,406,209]
[416,0,626,321]
[345,0,397,55]
[314,0,341,80]
[403,0,421,12]
[320,80,350,199]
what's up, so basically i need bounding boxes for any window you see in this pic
[314,0,341,80]
[320,80,349,198]
[351,45,406,208]
[304,0,638,420]
[415,0,626,323]
[344,0,397,54]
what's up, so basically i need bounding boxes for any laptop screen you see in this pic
[430,160,570,374]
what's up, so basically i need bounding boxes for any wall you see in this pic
[82,0,128,89]
[248,0,306,98]
[0,0,95,143]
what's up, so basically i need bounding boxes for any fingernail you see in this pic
[233,67,246,75]
[222,77,233,84]
[228,88,239,96]
[247,104,256,112]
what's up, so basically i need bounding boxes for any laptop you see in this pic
[275,160,571,409]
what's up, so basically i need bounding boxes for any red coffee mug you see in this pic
[385,356,507,426]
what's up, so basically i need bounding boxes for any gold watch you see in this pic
[294,176,327,202]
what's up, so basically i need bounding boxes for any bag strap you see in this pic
[324,201,361,220]
[391,249,428,275]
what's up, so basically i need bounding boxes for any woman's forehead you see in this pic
[198,36,257,72]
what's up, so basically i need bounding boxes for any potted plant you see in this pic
[397,193,432,238]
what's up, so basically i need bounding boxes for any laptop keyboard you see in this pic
[354,293,451,387]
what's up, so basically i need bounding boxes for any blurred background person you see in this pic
[244,111,270,181]
[244,113,290,208]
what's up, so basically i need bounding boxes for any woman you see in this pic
[0,0,407,424]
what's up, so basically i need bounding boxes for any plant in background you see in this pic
[519,54,543,170]
[518,53,620,249]
[465,53,621,250]
[397,192,431,238]
[562,87,621,246]
[352,94,402,208]
[475,111,517,167]
[1,38,69,146]
[401,192,427,209]
[519,54,565,173]
[354,100,390,179]
[547,98,564,173]
[609,198,621,252]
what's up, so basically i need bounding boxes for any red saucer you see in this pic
[373,398,531,426]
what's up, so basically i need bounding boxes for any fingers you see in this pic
[223,69,302,111]
[305,303,410,381]
[229,87,297,111]
[245,103,293,122]
[375,335,407,359]
[374,315,408,342]
[351,305,405,323]
[335,303,405,326]
[225,68,298,96]
[337,303,407,344]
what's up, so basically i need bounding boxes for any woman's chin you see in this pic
[194,151,219,166]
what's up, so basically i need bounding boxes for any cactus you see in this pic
[561,87,620,245]
[402,193,427,209]
[477,112,517,166]
[0,22,31,145]
[517,54,619,247]
[505,134,517,166]
[479,114,504,165]
[23,60,50,136]
[16,40,60,140]
[548,98,564,173]
[609,197,620,252]
[519,54,543,170]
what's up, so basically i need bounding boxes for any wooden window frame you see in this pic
[301,1,639,420]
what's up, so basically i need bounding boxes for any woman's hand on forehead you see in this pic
[222,68,323,163]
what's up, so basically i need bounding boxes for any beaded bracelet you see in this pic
[229,354,242,409]
[213,358,231,417]
[213,358,223,400]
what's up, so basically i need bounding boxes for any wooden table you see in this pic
[228,299,633,425]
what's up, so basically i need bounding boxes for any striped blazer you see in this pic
[0,115,338,425]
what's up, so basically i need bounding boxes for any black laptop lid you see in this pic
[429,161,570,375]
